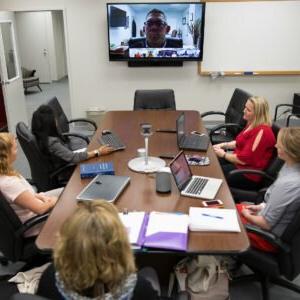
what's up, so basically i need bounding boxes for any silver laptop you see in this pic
[170,151,222,200]
[77,175,130,202]
[177,113,209,151]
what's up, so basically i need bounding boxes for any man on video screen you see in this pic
[129,9,183,48]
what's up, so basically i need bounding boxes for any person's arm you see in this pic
[241,207,271,230]
[14,190,57,215]
[213,140,236,150]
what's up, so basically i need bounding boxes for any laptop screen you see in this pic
[176,113,185,145]
[169,151,193,191]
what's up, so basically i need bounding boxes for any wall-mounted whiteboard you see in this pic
[200,1,300,75]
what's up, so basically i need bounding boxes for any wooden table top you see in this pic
[36,110,249,254]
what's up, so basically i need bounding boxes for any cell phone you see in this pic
[202,199,224,208]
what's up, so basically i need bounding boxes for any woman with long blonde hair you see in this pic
[37,200,159,299]
[213,96,276,189]
[0,133,62,236]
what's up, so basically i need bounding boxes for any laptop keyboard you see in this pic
[99,133,126,150]
[186,177,209,195]
[182,136,201,147]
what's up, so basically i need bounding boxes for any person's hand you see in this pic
[213,143,224,150]
[241,207,252,219]
[245,204,262,213]
[214,147,226,158]
[98,145,114,155]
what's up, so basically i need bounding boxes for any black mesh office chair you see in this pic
[201,88,252,145]
[227,123,284,203]
[47,97,97,141]
[0,192,49,266]
[235,208,300,300]
[16,122,75,192]
[133,89,176,110]
[274,93,300,127]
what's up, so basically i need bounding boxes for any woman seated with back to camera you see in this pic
[37,200,160,300]
[213,96,276,189]
[31,105,113,180]
[0,133,62,237]
[236,127,300,252]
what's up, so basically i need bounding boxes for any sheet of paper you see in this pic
[146,212,189,236]
[119,212,146,244]
[189,207,241,232]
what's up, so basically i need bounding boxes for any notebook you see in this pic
[170,151,222,200]
[76,175,130,202]
[189,207,241,232]
[176,112,209,151]
[79,162,114,178]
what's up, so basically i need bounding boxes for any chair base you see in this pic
[232,272,300,300]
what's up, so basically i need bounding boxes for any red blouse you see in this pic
[234,124,276,182]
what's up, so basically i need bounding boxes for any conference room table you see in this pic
[36,110,249,254]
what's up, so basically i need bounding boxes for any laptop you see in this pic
[170,151,222,200]
[76,175,130,202]
[177,113,209,151]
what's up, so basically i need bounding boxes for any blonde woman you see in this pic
[237,127,300,252]
[37,200,159,300]
[0,133,62,236]
[213,96,276,189]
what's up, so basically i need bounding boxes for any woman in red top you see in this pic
[213,96,276,189]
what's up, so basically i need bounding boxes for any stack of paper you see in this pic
[189,207,241,232]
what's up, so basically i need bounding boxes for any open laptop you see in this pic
[76,175,130,202]
[170,151,222,200]
[177,112,209,151]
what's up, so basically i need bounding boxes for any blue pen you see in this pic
[201,213,223,220]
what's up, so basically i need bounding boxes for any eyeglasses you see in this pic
[144,20,167,27]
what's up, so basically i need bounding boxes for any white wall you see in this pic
[1,0,300,120]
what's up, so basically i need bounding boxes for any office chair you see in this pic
[21,67,42,93]
[16,122,75,192]
[47,97,97,141]
[227,123,284,203]
[274,93,300,127]
[201,88,252,145]
[234,208,300,300]
[0,192,49,267]
[133,89,176,110]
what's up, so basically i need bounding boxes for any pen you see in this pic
[201,213,223,220]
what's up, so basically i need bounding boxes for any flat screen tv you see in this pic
[107,2,205,63]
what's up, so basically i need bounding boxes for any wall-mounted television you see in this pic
[107,2,205,65]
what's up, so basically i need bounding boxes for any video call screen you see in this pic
[107,3,205,61]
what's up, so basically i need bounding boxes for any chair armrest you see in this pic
[49,163,75,180]
[227,169,275,183]
[68,118,97,131]
[16,213,49,237]
[209,123,242,139]
[287,113,300,126]
[62,132,90,144]
[245,224,290,252]
[200,111,225,118]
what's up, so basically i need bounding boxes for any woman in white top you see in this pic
[0,133,62,236]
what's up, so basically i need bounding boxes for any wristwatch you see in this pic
[94,150,100,157]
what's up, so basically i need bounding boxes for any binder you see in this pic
[79,162,114,178]
[119,211,189,251]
